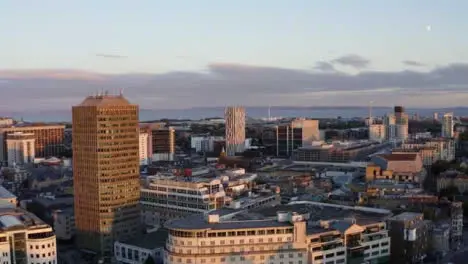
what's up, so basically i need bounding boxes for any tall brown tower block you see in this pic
[72,94,140,260]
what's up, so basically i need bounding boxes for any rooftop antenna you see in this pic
[268,105,271,120]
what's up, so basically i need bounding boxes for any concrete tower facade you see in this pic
[442,112,454,138]
[225,106,245,156]
[72,93,141,260]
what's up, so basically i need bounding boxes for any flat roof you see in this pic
[120,228,169,250]
[165,202,390,231]
[0,186,16,199]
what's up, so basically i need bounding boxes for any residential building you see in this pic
[401,138,455,162]
[152,127,175,161]
[442,112,454,138]
[6,132,35,167]
[139,130,149,165]
[276,119,319,157]
[72,94,141,260]
[191,135,224,153]
[384,106,408,142]
[164,202,391,264]
[0,207,57,264]
[432,223,450,255]
[114,228,167,264]
[0,123,65,164]
[368,124,386,142]
[388,212,430,263]
[366,153,426,184]
[383,114,396,141]
[436,170,468,193]
[225,106,246,156]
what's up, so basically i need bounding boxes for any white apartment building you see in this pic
[442,112,454,138]
[164,203,391,264]
[191,135,224,153]
[139,131,149,165]
[6,132,35,167]
[369,124,386,142]
[0,207,57,264]
[140,176,227,223]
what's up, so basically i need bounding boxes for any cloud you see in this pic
[95,53,128,59]
[313,61,336,72]
[331,54,370,69]
[1,59,468,111]
[402,60,425,67]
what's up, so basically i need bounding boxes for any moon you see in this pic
[426,25,432,32]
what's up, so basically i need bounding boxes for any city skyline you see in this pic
[2,1,468,110]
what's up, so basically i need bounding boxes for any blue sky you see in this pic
[1,0,466,73]
[1,1,468,110]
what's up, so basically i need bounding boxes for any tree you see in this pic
[438,186,459,200]
[144,256,156,264]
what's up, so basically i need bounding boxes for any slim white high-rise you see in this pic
[442,112,454,138]
[225,106,245,156]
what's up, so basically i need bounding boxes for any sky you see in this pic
[1,0,468,111]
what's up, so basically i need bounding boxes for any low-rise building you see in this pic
[293,140,383,163]
[366,153,426,184]
[0,207,57,264]
[114,228,168,264]
[436,170,468,194]
[164,202,392,264]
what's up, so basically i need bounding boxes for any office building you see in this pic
[276,119,319,157]
[442,112,454,138]
[72,93,141,260]
[0,207,57,264]
[139,130,149,165]
[151,127,175,161]
[433,112,439,121]
[388,212,429,263]
[0,124,64,164]
[164,202,391,264]
[141,175,227,223]
[6,132,35,166]
[225,106,246,156]
[293,140,381,163]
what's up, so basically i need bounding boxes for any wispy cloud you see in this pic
[313,61,336,72]
[1,56,468,110]
[95,53,128,59]
[331,54,370,69]
[402,60,426,67]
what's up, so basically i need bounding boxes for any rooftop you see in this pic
[0,207,47,231]
[120,228,169,250]
[77,94,132,107]
[389,212,423,221]
[377,153,418,161]
[165,202,391,231]
[0,186,16,200]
